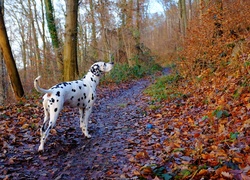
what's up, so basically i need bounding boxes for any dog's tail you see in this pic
[34,76,53,94]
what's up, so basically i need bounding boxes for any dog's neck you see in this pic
[83,71,101,87]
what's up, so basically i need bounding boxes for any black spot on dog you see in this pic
[71,96,74,100]
[91,77,93,81]
[77,103,80,106]
[79,86,82,89]
[54,108,58,112]
[88,100,90,103]
[83,84,87,87]
[81,97,83,100]
[78,98,80,101]
[42,124,46,132]
[56,91,60,97]
[84,93,87,99]
[49,125,52,130]
[51,98,55,103]
[92,94,94,100]
[57,99,59,102]
[72,89,76,92]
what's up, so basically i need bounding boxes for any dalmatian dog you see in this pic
[34,61,114,151]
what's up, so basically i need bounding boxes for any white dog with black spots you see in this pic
[34,62,114,151]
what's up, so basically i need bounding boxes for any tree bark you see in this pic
[63,0,79,81]
[179,0,187,36]
[0,4,24,99]
[89,0,98,59]
[44,0,63,75]
[28,0,41,76]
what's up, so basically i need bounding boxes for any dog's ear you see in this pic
[90,64,102,76]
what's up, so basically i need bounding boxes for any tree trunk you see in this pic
[28,0,41,76]
[44,0,63,76]
[0,49,7,104]
[63,0,79,81]
[179,0,187,37]
[89,0,98,59]
[0,4,24,99]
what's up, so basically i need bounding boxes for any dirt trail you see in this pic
[55,79,150,179]
[0,78,152,180]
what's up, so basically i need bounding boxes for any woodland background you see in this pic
[1,0,250,179]
[0,0,249,105]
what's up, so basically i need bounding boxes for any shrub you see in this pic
[144,74,182,101]
[103,62,162,84]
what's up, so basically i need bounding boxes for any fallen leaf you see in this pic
[221,171,233,178]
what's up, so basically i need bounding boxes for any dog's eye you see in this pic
[104,63,106,66]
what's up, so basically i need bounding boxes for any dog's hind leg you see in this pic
[80,106,92,138]
[40,108,49,136]
[38,108,60,151]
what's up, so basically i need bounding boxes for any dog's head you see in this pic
[90,62,114,76]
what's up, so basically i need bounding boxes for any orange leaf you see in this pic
[135,150,149,159]
[197,169,208,176]
[155,113,163,118]
[233,157,243,164]
[133,170,141,176]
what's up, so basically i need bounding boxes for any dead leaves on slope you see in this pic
[129,74,250,179]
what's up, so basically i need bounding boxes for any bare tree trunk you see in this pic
[63,0,79,81]
[89,0,98,59]
[44,0,63,76]
[40,0,48,77]
[179,0,187,37]
[0,48,7,104]
[98,0,109,61]
[0,4,24,99]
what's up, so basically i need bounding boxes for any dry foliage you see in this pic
[178,0,250,79]
[129,1,250,179]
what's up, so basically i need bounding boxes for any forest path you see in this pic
[54,78,151,179]
[0,77,154,179]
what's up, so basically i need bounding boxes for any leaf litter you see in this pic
[1,72,250,179]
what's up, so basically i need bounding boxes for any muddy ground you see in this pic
[0,78,152,179]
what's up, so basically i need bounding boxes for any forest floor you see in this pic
[1,69,250,179]
[0,76,155,179]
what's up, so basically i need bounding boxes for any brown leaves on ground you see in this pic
[130,68,250,179]
[1,72,250,179]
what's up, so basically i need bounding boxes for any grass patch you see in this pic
[103,62,162,83]
[144,74,182,101]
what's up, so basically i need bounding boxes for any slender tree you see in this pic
[63,0,79,81]
[89,0,98,59]
[179,0,187,36]
[0,2,24,99]
[44,0,63,75]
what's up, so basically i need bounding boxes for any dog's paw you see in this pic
[86,134,91,138]
[83,132,91,138]
[38,144,44,152]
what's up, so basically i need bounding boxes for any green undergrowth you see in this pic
[102,62,162,84]
[144,74,182,101]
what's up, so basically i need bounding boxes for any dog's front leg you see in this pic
[79,107,92,138]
